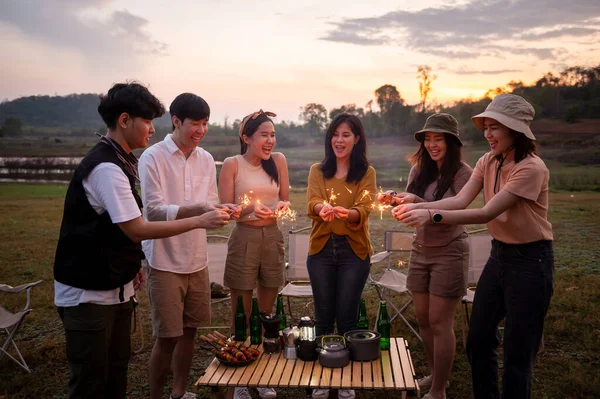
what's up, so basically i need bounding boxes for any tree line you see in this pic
[1,64,599,141]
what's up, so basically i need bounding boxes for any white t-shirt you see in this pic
[139,134,219,274]
[54,163,141,307]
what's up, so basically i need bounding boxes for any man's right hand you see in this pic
[195,209,231,229]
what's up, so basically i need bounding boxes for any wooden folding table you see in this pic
[195,337,420,398]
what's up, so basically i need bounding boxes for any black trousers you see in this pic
[58,299,134,399]
[466,239,554,399]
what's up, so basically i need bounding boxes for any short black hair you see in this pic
[97,82,165,129]
[169,93,210,130]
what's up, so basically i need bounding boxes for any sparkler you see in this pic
[327,188,340,205]
[238,193,252,208]
[371,203,392,220]
[274,207,297,222]
[359,189,372,201]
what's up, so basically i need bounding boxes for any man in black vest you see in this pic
[54,82,230,399]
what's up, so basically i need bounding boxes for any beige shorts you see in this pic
[146,264,211,338]
[224,222,285,290]
[407,233,469,297]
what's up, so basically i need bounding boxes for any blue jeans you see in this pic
[307,234,371,336]
[466,239,554,399]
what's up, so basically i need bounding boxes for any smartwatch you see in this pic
[432,210,443,223]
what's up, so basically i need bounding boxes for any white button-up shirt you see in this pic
[139,134,219,273]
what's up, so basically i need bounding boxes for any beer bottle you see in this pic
[275,294,287,330]
[377,301,391,350]
[234,295,247,341]
[250,297,262,344]
[357,298,369,329]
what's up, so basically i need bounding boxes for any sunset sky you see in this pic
[1,0,599,123]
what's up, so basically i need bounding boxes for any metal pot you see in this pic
[318,335,350,368]
[344,330,381,361]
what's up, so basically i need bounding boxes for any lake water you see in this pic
[0,157,223,184]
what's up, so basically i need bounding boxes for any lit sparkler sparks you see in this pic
[274,207,297,221]
[371,202,392,220]
[238,193,252,208]
[327,188,340,205]
[344,186,353,194]
[359,189,372,201]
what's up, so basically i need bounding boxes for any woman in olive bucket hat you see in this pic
[393,94,553,399]
[379,113,473,399]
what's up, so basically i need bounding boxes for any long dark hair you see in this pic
[321,113,369,183]
[407,134,463,200]
[239,113,279,185]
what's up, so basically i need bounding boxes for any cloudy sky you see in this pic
[0,0,599,123]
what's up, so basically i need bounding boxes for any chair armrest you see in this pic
[370,251,391,264]
[0,280,42,312]
[0,280,43,294]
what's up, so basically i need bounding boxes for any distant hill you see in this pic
[0,94,171,132]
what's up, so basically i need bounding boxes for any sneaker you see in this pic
[257,387,277,398]
[233,387,253,399]
[338,389,355,399]
[170,393,196,399]
[418,375,450,390]
[312,388,330,398]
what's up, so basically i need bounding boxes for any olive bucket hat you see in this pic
[414,113,462,146]
[471,93,536,140]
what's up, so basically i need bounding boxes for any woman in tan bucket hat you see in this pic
[379,113,472,399]
[393,94,554,399]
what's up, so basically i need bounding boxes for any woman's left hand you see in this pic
[332,206,350,220]
[395,209,431,228]
[274,201,291,215]
[254,202,274,219]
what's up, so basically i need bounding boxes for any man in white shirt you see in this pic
[54,83,231,399]
[139,93,241,399]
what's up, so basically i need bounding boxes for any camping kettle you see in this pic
[318,335,350,368]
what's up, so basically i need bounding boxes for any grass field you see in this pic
[0,181,599,398]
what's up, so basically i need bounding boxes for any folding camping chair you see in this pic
[460,229,493,347]
[206,234,231,304]
[279,226,313,320]
[0,280,42,372]
[368,230,422,342]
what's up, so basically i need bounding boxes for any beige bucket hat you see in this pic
[414,113,462,146]
[472,94,536,140]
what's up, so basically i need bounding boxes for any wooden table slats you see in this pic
[195,337,417,394]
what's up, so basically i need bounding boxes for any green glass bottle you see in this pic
[234,295,247,342]
[357,298,369,329]
[377,301,391,350]
[275,294,287,330]
[250,297,262,344]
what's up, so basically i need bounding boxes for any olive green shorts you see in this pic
[223,222,285,290]
[407,233,469,297]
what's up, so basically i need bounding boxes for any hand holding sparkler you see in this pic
[332,206,350,220]
[219,203,242,220]
[253,200,274,219]
[391,202,418,221]
[318,202,335,222]
[376,190,398,205]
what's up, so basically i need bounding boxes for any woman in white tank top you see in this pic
[218,110,290,399]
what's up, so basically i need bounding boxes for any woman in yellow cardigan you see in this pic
[306,113,376,399]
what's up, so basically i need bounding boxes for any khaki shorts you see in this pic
[224,222,285,290]
[407,233,469,297]
[146,264,211,338]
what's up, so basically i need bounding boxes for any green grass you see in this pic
[0,182,599,398]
